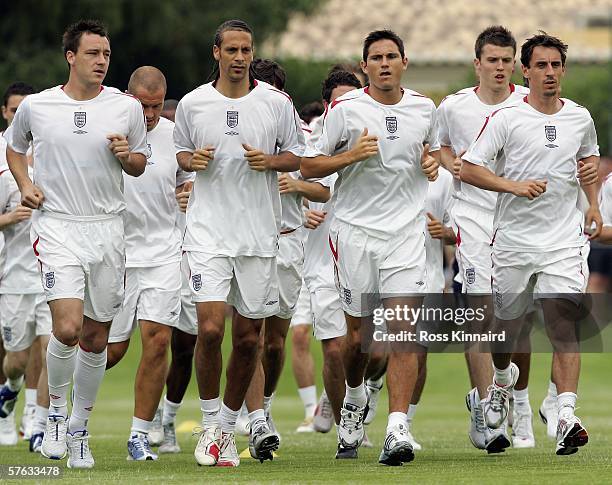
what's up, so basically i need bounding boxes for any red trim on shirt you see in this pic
[456,227,461,247]
[474,116,490,142]
[269,87,292,103]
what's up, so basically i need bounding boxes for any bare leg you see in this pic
[291,325,315,389]
[321,336,345,424]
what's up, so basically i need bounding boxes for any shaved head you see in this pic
[127,66,167,95]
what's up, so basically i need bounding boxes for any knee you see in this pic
[4,351,28,376]
[265,337,285,361]
[198,320,224,348]
[292,328,310,352]
[143,328,171,360]
[106,342,128,369]
[323,340,343,364]
[233,332,259,359]
[53,325,80,347]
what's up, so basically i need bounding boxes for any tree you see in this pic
[0,0,324,117]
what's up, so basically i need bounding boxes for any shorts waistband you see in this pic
[40,211,121,222]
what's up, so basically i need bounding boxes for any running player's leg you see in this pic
[21,337,42,439]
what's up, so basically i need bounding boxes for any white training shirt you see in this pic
[0,166,42,293]
[123,117,193,267]
[4,85,148,219]
[424,168,454,293]
[463,97,599,252]
[307,87,440,239]
[438,84,529,213]
[303,173,337,292]
[174,80,304,257]
[601,174,612,227]
[0,132,7,170]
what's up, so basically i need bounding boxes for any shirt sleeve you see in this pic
[4,98,32,155]
[305,104,349,158]
[0,174,11,216]
[173,99,196,154]
[462,111,508,169]
[442,174,454,225]
[275,102,304,157]
[426,101,441,152]
[127,99,148,156]
[176,167,195,187]
[436,99,451,147]
[577,116,600,159]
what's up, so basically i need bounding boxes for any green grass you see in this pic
[2,329,612,484]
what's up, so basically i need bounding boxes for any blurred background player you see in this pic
[0,81,38,445]
[161,99,178,122]
[105,66,192,461]
[5,20,147,468]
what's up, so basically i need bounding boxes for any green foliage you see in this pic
[280,57,339,109]
[0,0,324,109]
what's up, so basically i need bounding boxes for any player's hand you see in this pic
[278,173,299,194]
[426,212,444,239]
[348,128,378,163]
[584,205,603,240]
[452,150,466,179]
[421,144,438,181]
[176,181,193,213]
[8,204,33,224]
[578,158,599,186]
[304,209,326,229]
[107,134,131,164]
[243,144,270,172]
[510,179,547,200]
[20,183,44,209]
[190,146,215,171]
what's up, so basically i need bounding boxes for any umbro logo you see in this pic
[265,300,278,306]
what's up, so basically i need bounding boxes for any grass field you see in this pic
[2,328,612,484]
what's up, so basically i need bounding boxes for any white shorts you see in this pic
[311,287,346,341]
[176,253,197,336]
[492,247,588,320]
[0,293,52,352]
[108,262,182,343]
[290,281,311,327]
[32,214,125,322]
[277,231,304,319]
[329,220,427,317]
[187,251,279,319]
[453,201,494,295]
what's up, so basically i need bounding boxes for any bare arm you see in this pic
[581,181,603,240]
[107,134,146,177]
[301,128,378,179]
[7,147,44,209]
[242,144,300,173]
[460,160,547,200]
[577,155,600,186]
[440,146,463,179]
[278,175,330,203]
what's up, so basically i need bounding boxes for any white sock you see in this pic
[68,346,107,433]
[25,387,37,407]
[298,385,317,418]
[513,387,530,408]
[366,377,384,389]
[493,364,513,387]
[557,392,577,420]
[32,405,48,435]
[248,408,266,431]
[200,397,220,427]
[46,335,77,417]
[239,402,248,417]
[263,394,274,414]
[548,380,558,399]
[345,382,367,408]
[162,396,182,426]
[7,375,24,393]
[131,416,151,435]
[219,402,239,434]
[406,404,418,424]
[387,411,407,432]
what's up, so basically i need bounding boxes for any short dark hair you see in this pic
[214,19,253,48]
[521,31,568,67]
[3,82,35,107]
[321,70,362,104]
[251,58,286,90]
[362,29,405,62]
[62,19,108,56]
[299,101,324,124]
[474,25,516,59]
